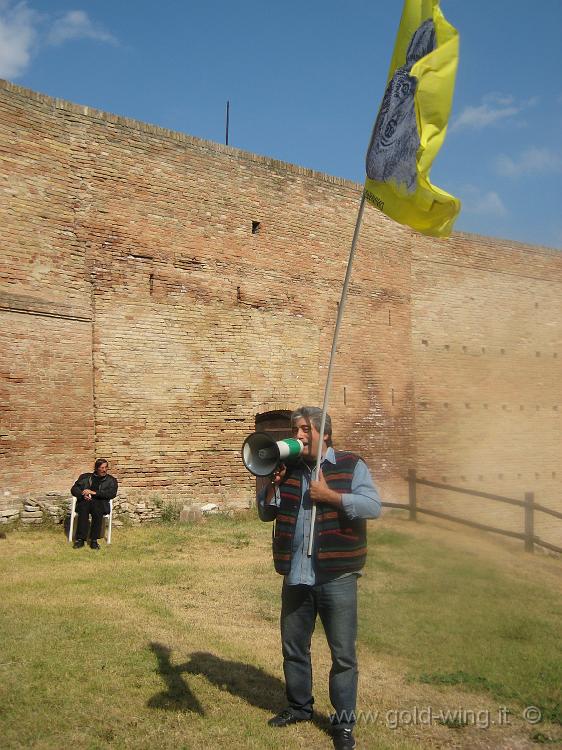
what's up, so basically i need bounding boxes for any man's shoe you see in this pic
[89,540,100,550]
[73,539,85,549]
[332,727,356,750]
[268,709,312,727]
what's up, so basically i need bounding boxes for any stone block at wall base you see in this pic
[178,499,252,523]
[0,508,20,524]
[179,506,203,523]
[224,499,252,512]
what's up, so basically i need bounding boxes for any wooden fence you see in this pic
[381,469,562,555]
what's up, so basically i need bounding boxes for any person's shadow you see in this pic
[147,643,332,735]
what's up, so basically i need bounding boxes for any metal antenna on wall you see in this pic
[225,100,230,146]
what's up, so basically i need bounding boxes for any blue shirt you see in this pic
[257,447,382,586]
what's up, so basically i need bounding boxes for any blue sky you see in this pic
[1,0,561,249]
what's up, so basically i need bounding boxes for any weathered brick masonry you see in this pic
[1,81,560,545]
[412,234,562,545]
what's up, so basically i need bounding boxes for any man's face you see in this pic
[95,462,108,477]
[292,417,328,461]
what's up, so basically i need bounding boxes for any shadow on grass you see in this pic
[148,643,204,713]
[147,643,332,735]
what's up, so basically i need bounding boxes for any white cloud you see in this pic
[47,10,116,46]
[0,2,116,80]
[460,185,507,217]
[0,1,38,78]
[496,147,562,177]
[451,93,535,132]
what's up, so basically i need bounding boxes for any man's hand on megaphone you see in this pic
[264,464,286,502]
[271,463,287,486]
[310,470,342,507]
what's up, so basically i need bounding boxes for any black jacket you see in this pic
[71,472,118,515]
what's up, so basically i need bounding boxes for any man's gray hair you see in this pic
[291,406,333,446]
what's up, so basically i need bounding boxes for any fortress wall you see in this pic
[1,79,560,545]
[0,82,94,507]
[0,80,414,508]
[411,233,562,546]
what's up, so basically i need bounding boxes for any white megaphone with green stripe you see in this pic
[241,432,304,477]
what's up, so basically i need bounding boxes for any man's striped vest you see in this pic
[272,451,367,576]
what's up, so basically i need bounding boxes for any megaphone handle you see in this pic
[269,464,287,496]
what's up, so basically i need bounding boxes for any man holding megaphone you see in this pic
[256,406,381,750]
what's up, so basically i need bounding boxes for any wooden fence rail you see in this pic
[379,469,562,555]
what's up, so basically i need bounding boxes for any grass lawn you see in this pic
[1,511,561,749]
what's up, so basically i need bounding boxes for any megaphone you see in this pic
[241,432,304,477]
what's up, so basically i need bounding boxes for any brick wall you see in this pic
[1,80,560,546]
[0,81,94,509]
[0,80,413,511]
[411,232,562,547]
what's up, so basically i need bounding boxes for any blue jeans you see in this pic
[280,575,358,727]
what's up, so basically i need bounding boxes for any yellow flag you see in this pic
[365,0,460,237]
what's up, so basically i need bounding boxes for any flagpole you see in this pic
[308,190,367,556]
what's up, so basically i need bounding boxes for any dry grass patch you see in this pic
[0,512,560,749]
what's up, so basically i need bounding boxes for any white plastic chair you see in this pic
[68,497,113,545]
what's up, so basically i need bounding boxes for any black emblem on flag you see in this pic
[366,19,436,194]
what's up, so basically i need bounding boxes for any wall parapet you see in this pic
[0,78,359,191]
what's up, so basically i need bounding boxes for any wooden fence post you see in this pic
[408,469,417,521]
[524,491,534,553]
